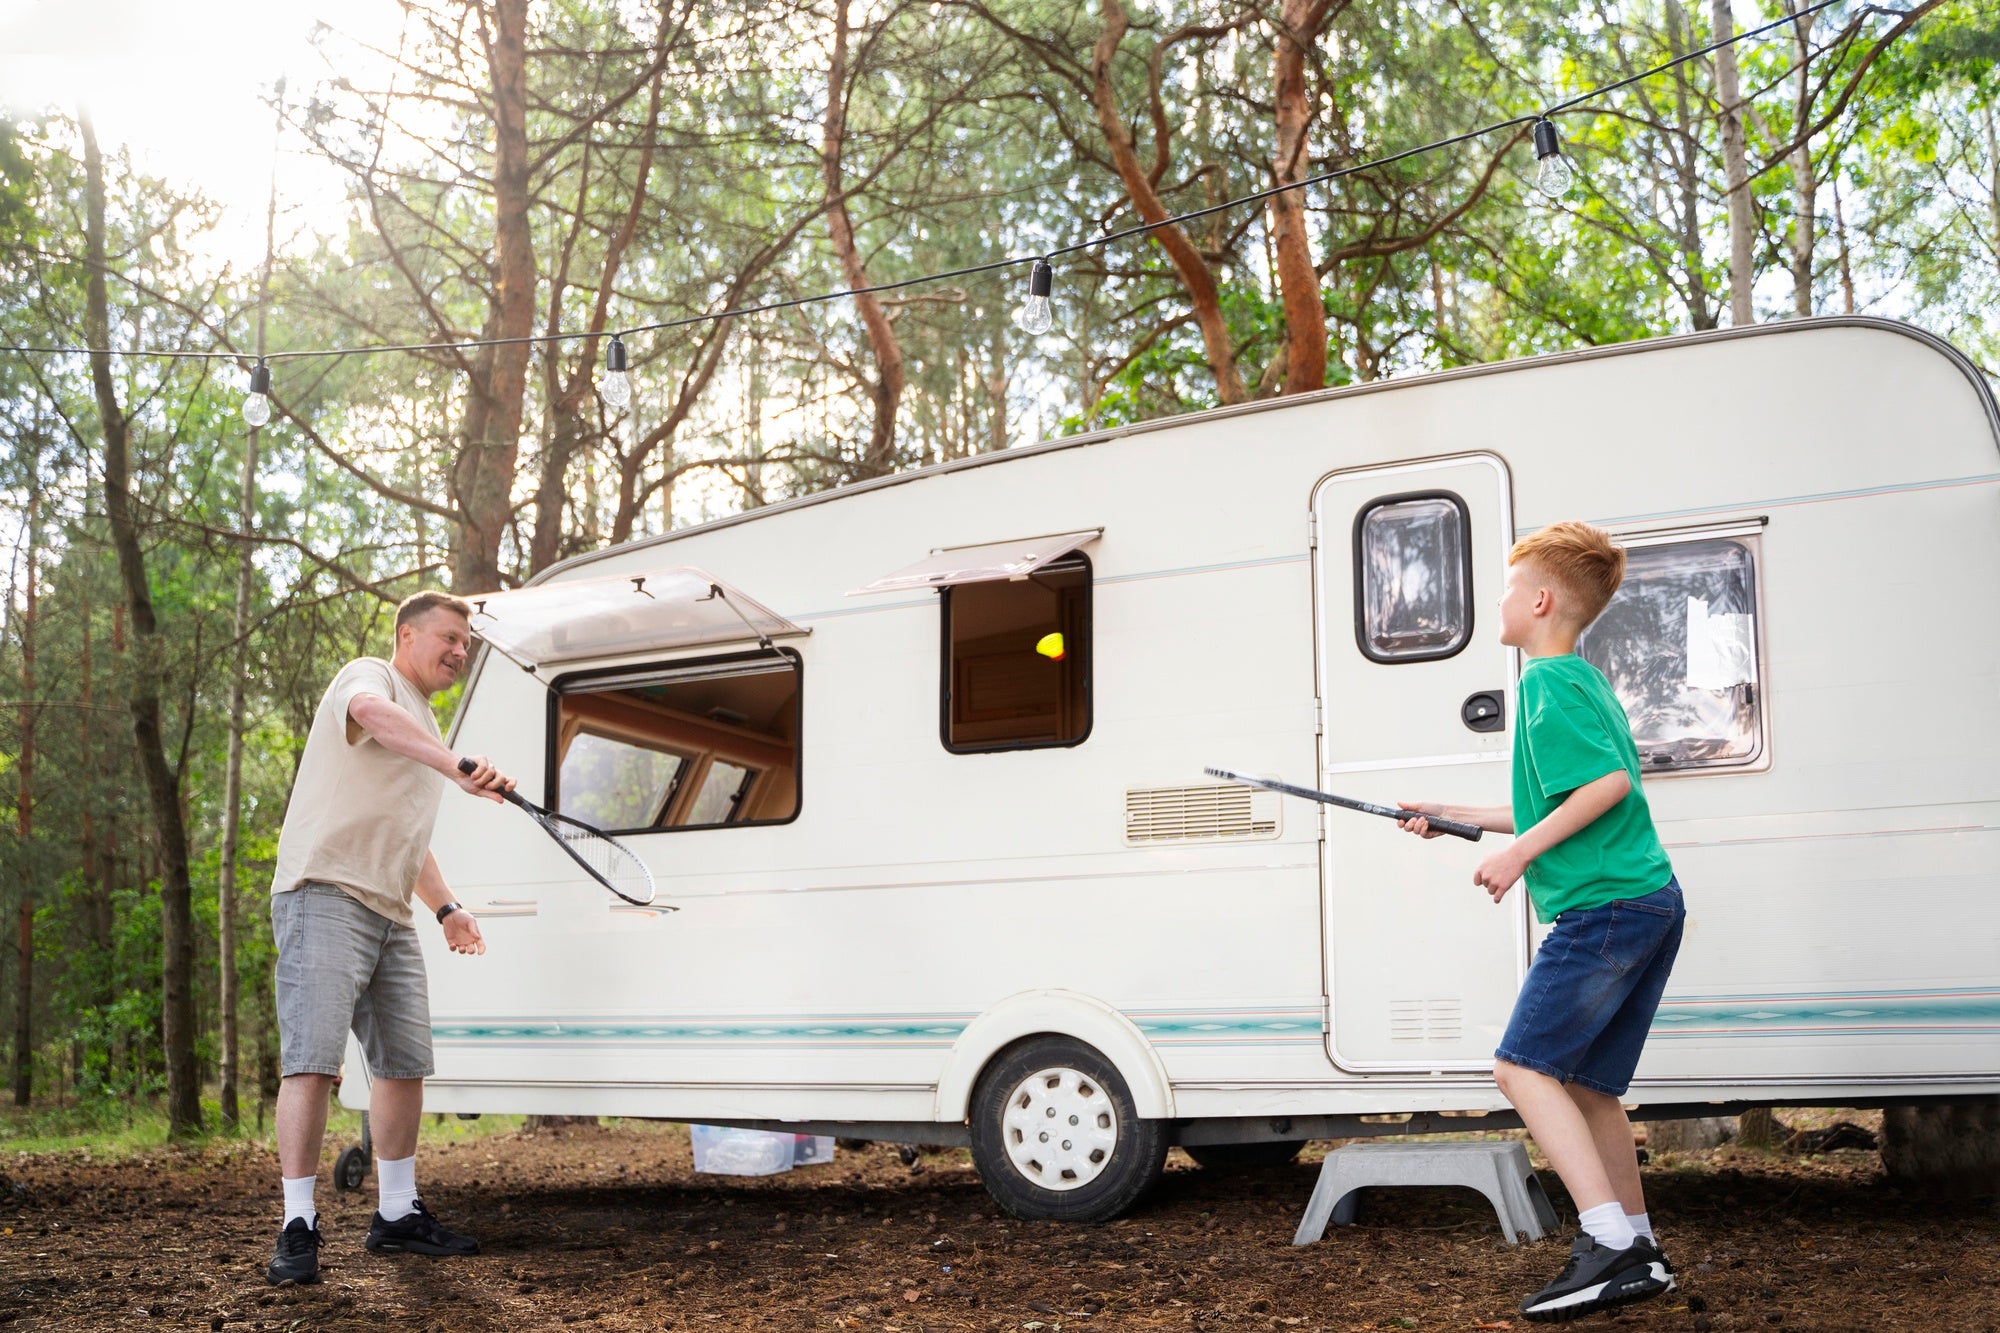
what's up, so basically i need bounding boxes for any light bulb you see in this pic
[1013,259,1054,334]
[1531,119,1576,199]
[242,360,273,427]
[600,335,631,407]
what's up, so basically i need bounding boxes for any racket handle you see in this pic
[1405,811,1484,842]
[457,756,528,807]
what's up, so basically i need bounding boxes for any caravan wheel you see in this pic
[969,1036,1168,1222]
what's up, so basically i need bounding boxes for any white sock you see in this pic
[377,1154,418,1222]
[282,1175,317,1229]
[1626,1211,1655,1243]
[1578,1200,1637,1250]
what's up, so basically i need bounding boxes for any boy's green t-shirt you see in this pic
[1511,654,1673,923]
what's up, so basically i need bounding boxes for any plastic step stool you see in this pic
[1292,1140,1559,1246]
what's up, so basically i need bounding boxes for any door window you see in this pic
[1354,492,1473,662]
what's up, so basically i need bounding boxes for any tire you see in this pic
[333,1145,370,1192]
[1182,1140,1306,1171]
[968,1036,1169,1223]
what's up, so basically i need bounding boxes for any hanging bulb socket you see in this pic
[600,334,632,408]
[242,359,273,428]
[1531,118,1576,199]
[1013,258,1054,335]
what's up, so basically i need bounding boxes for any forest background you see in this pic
[2,0,1997,1139]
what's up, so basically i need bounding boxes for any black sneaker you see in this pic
[1520,1234,1674,1323]
[364,1198,480,1256]
[1636,1235,1677,1276]
[266,1216,322,1285]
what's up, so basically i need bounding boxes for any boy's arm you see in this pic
[1396,801,1515,836]
[1472,769,1631,902]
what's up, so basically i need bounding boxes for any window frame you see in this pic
[938,551,1094,755]
[1586,519,1772,778]
[1351,489,1476,664]
[544,646,805,835]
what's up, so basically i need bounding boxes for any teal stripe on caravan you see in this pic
[1651,990,2000,1037]
[432,1005,1325,1049]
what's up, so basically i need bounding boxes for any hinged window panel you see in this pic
[849,529,1102,596]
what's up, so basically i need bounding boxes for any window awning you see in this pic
[467,567,807,668]
[847,528,1102,596]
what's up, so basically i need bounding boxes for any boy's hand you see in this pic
[1473,846,1529,903]
[1395,801,1445,839]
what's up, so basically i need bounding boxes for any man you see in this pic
[264,591,512,1285]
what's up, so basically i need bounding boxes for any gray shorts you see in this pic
[271,881,434,1081]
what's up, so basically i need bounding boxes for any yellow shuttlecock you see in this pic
[1035,632,1066,661]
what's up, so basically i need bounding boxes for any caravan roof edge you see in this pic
[529,315,1997,590]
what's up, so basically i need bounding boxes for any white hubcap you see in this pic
[1000,1065,1119,1192]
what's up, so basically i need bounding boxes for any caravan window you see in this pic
[941,554,1091,752]
[1354,492,1473,661]
[1578,536,1763,772]
[548,650,801,834]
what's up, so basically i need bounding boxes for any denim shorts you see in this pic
[1495,878,1684,1097]
[271,881,435,1080]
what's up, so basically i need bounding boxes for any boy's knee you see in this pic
[1493,1058,1541,1099]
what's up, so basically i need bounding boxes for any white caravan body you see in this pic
[355,318,2000,1213]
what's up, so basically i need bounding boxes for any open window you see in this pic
[849,530,1099,754]
[1577,532,1765,773]
[940,553,1091,752]
[548,651,802,834]
[1353,492,1473,662]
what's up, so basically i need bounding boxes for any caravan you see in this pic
[352,317,2000,1221]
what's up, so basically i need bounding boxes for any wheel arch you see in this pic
[934,989,1175,1122]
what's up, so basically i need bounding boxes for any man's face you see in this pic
[396,610,473,696]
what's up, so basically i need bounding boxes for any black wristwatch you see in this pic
[436,902,463,924]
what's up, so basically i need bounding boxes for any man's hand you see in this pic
[1395,801,1446,839]
[443,909,485,956]
[1473,846,1529,903]
[454,754,514,804]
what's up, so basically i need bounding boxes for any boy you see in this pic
[1397,521,1685,1323]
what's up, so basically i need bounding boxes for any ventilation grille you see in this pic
[1124,782,1280,845]
[1389,998,1463,1044]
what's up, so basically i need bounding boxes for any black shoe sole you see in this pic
[365,1236,480,1257]
[1521,1269,1674,1323]
[264,1268,320,1286]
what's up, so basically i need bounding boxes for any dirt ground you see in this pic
[3,1118,1996,1333]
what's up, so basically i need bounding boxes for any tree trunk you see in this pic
[1881,1102,2000,1198]
[1270,0,1335,395]
[1091,0,1247,405]
[1788,3,1816,318]
[1736,1105,1779,1148]
[451,0,537,592]
[1713,0,1754,326]
[1665,3,1720,330]
[1644,1116,1734,1153]
[11,473,35,1107]
[823,0,906,478]
[81,113,203,1138]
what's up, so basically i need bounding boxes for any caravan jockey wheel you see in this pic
[969,1036,1168,1223]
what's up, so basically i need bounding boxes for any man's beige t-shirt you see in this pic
[269,657,447,926]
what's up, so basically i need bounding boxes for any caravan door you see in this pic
[1313,455,1525,1071]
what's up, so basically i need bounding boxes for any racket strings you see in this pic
[546,816,656,903]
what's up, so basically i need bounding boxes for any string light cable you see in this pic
[0,0,1903,413]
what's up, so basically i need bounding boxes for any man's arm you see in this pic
[412,850,484,956]
[1472,769,1631,903]
[347,693,509,801]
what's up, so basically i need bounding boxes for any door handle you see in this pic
[1461,691,1504,733]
